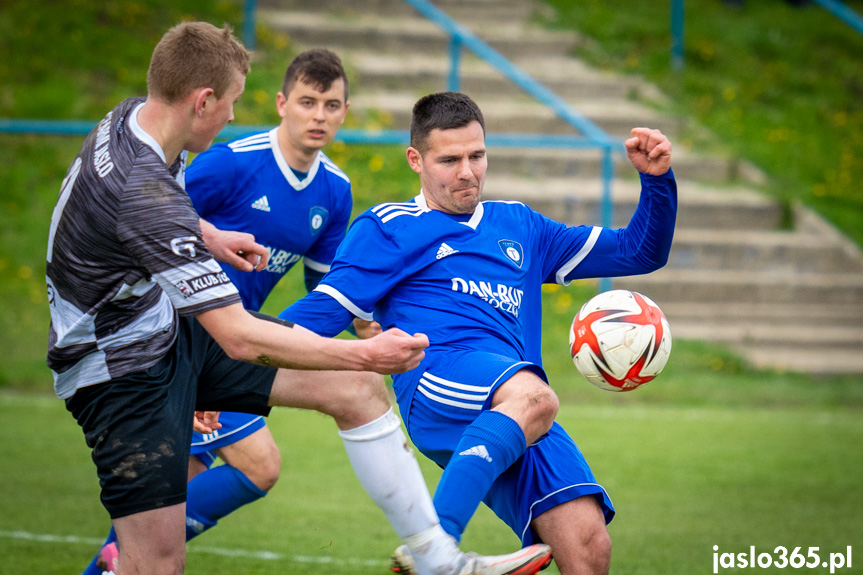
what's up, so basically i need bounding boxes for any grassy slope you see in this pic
[540,0,863,246]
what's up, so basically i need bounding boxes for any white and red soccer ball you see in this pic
[569,289,672,392]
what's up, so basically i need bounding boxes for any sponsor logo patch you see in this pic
[175,271,232,298]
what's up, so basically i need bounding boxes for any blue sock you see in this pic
[433,411,527,541]
[81,527,117,575]
[184,465,268,541]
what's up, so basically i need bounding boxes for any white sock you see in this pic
[339,408,463,574]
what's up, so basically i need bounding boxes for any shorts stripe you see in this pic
[417,370,491,411]
[422,371,490,393]
[418,386,483,410]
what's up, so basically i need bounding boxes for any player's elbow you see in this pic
[217,332,257,362]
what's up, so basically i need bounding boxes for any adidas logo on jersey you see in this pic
[251,196,271,212]
[459,444,492,463]
[436,243,459,260]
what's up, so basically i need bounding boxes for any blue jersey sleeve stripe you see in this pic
[313,284,374,321]
[228,133,269,149]
[303,257,331,273]
[321,159,351,183]
[381,209,425,223]
[555,226,602,285]
[230,143,271,153]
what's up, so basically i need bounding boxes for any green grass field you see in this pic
[2,389,861,575]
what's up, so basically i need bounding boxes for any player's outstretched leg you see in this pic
[391,543,553,575]
[269,368,545,575]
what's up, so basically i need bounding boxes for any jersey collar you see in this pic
[269,127,321,191]
[129,102,166,163]
[415,191,485,230]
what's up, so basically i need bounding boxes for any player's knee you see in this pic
[588,524,612,573]
[526,384,558,431]
[254,449,282,491]
[325,371,389,426]
[575,504,612,574]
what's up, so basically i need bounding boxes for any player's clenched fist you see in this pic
[361,328,429,374]
[625,127,672,176]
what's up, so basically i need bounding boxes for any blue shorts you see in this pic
[394,349,615,545]
[191,412,268,468]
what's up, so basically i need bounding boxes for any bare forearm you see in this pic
[196,303,426,374]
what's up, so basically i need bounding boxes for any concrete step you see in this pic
[482,176,785,231]
[660,301,863,328]
[349,91,682,138]
[732,346,863,375]
[260,0,536,22]
[615,268,863,306]
[260,9,579,59]
[347,51,644,101]
[671,320,863,349]
[482,146,753,186]
[669,229,863,274]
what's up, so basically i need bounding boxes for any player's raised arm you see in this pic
[624,127,672,175]
[196,302,426,374]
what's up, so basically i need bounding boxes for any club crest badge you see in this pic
[309,206,329,235]
[498,239,524,268]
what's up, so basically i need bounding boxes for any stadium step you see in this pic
[482,175,785,231]
[347,91,683,139]
[347,51,647,102]
[260,0,536,22]
[260,9,579,59]
[259,0,863,374]
[483,146,759,187]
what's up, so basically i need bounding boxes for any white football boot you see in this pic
[390,543,553,575]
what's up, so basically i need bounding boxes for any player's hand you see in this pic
[361,328,428,374]
[200,218,269,272]
[625,127,672,176]
[353,318,383,339]
[193,411,222,434]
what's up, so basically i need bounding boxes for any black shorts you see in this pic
[65,315,277,519]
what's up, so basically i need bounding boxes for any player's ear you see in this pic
[276,91,288,118]
[194,88,215,118]
[406,146,423,174]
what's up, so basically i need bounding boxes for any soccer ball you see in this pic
[569,290,672,392]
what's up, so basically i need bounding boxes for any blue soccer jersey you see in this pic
[186,129,352,312]
[283,170,677,366]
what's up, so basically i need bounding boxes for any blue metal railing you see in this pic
[670,0,863,69]
[812,0,863,34]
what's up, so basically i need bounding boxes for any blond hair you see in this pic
[147,21,250,104]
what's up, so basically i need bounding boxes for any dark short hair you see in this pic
[410,92,485,155]
[148,22,250,104]
[281,49,348,101]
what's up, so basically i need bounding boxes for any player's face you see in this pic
[278,78,348,154]
[189,70,246,153]
[408,121,487,215]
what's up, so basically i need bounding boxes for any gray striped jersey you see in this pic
[46,97,241,399]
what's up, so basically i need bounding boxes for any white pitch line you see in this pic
[0,530,388,567]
